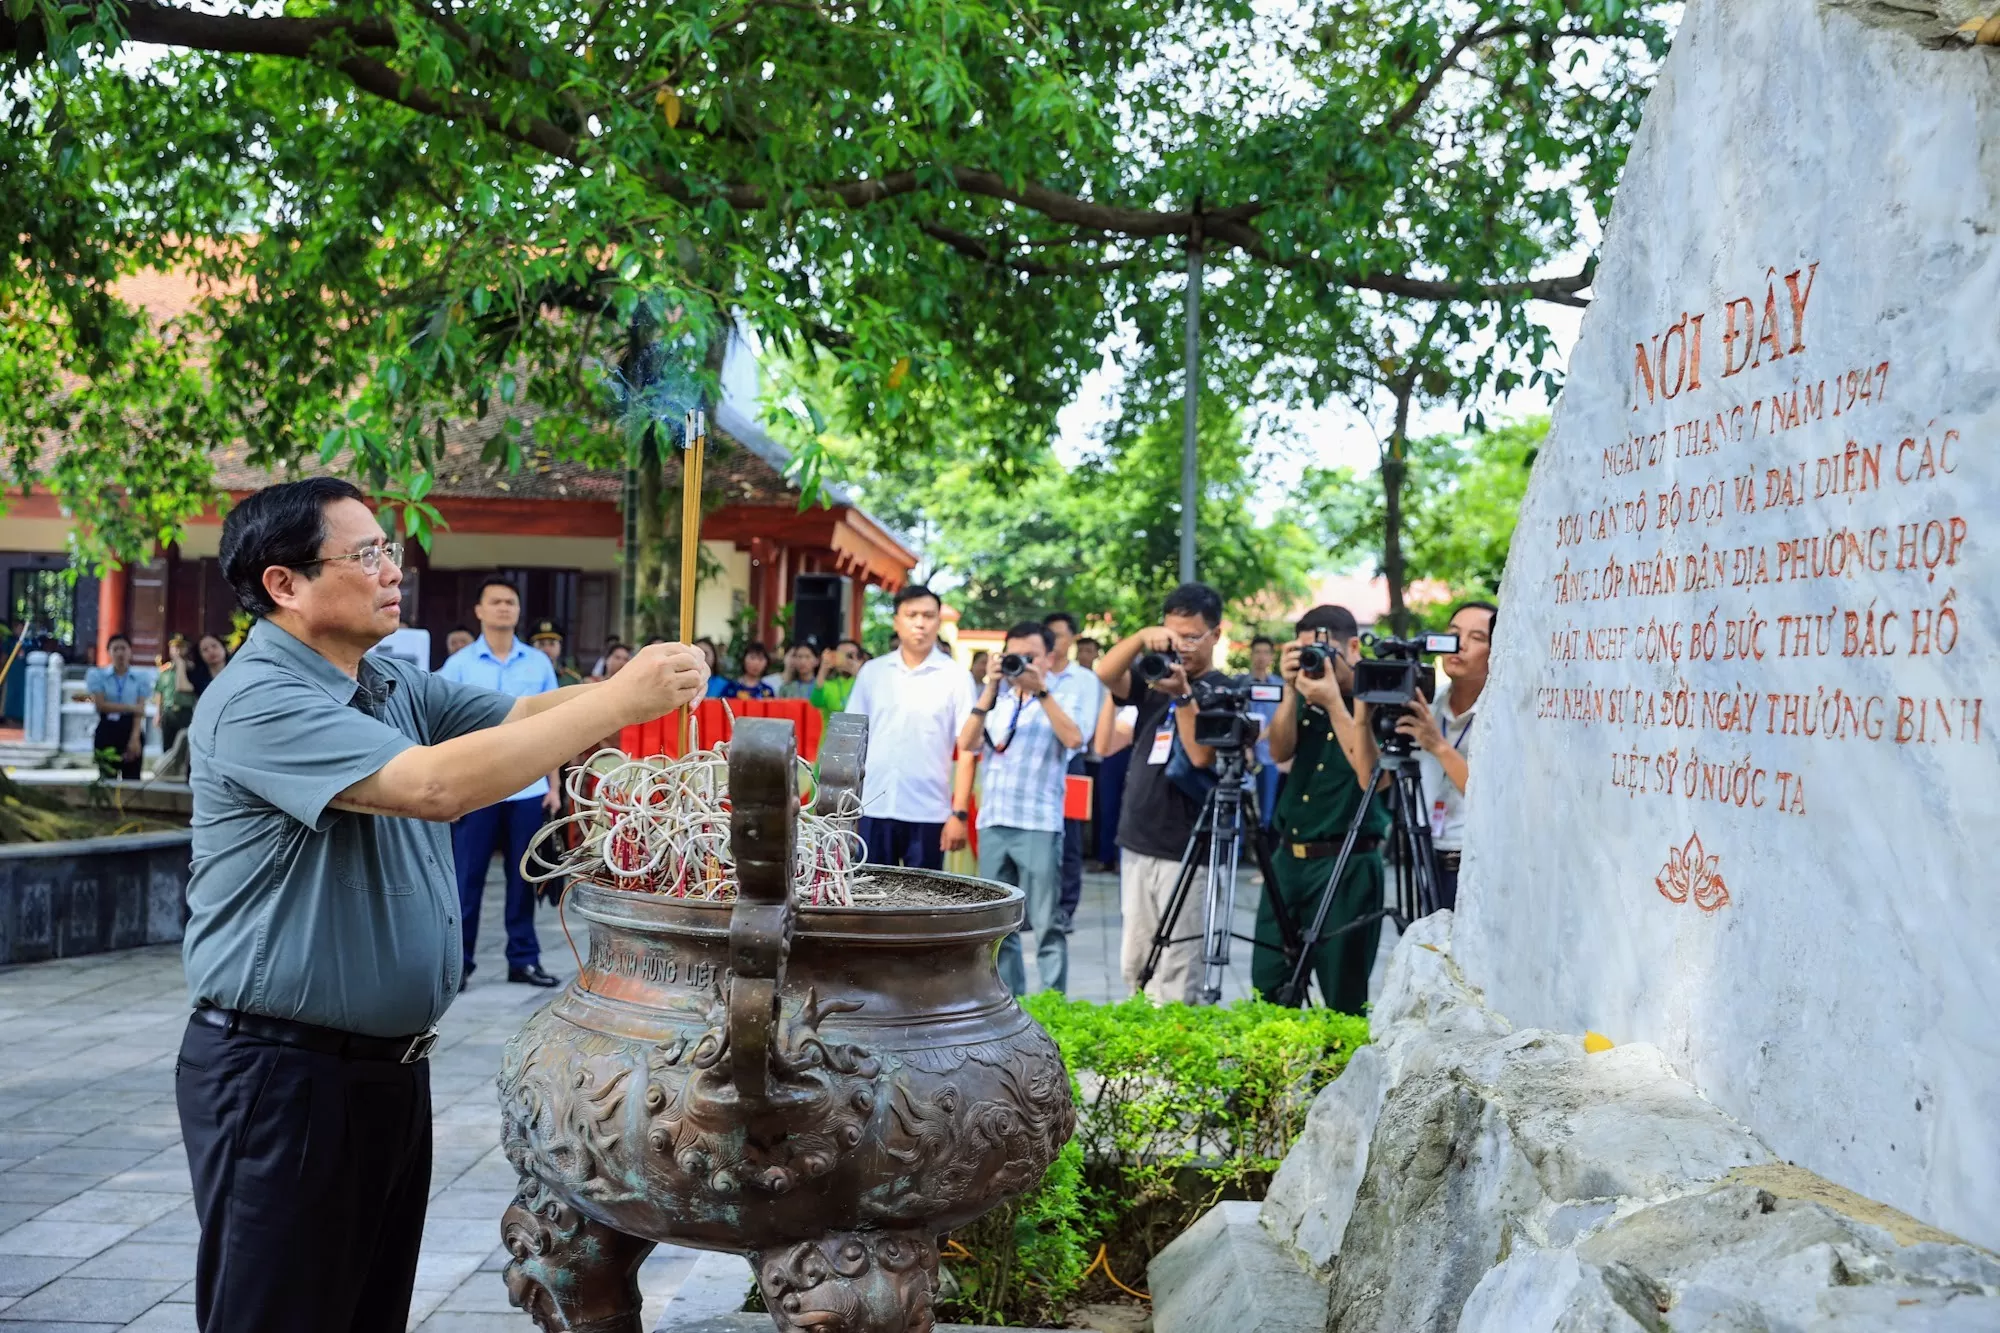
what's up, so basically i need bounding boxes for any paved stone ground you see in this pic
[0,862,1314,1330]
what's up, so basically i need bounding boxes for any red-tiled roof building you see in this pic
[0,283,915,677]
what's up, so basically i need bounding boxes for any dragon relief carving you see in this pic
[880,1023,1075,1215]
[755,1229,940,1333]
[645,987,882,1197]
[499,986,885,1206]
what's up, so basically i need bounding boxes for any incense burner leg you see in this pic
[754,1230,939,1333]
[502,1185,655,1333]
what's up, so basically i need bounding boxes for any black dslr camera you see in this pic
[1297,628,1338,679]
[999,652,1029,678]
[1133,646,1180,684]
[1354,631,1459,753]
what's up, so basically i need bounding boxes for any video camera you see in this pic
[1354,631,1459,753]
[1190,677,1261,751]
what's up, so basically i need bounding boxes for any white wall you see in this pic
[1458,0,2000,1250]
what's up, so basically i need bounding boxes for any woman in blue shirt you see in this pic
[720,641,776,700]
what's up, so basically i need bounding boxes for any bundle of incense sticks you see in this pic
[521,745,864,906]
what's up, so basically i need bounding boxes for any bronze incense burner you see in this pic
[497,716,1076,1332]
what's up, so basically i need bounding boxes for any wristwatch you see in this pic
[1033,689,1049,701]
[951,809,970,822]
[970,705,990,718]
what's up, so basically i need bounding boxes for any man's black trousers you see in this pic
[175,1017,433,1332]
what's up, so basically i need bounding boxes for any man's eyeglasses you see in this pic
[304,541,404,575]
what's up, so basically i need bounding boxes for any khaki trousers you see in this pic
[1119,850,1201,1004]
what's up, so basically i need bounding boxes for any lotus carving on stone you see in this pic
[1656,831,1730,912]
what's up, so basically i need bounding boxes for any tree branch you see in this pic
[1353,262,1594,308]
[915,222,1137,276]
[118,0,395,55]
[1380,19,1528,138]
[97,1,1593,308]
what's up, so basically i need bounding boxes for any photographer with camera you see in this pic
[956,622,1089,995]
[1257,606,1389,1013]
[1386,600,1493,911]
[1094,582,1230,1003]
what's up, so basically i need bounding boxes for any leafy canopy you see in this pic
[1307,414,1547,617]
[2,0,1669,564]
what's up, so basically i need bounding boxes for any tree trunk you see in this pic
[1381,377,1415,637]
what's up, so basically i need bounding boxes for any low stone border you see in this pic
[0,829,193,964]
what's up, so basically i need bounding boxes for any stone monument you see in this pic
[1460,0,2000,1254]
[1147,3,2000,1329]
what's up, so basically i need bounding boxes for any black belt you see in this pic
[1287,836,1381,860]
[192,1007,437,1064]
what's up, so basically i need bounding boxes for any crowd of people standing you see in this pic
[79,550,1489,1021]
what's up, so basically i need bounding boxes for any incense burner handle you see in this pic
[810,713,869,820]
[727,717,799,1112]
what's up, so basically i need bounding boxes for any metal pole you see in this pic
[1180,237,1202,584]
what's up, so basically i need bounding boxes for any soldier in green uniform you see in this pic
[531,619,586,687]
[1253,604,1388,1013]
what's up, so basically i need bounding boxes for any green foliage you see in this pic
[938,1139,1091,1327]
[859,586,897,658]
[790,390,1315,635]
[1306,415,1546,617]
[935,995,1368,1325]
[2,0,1670,565]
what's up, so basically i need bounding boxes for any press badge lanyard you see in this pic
[1148,700,1179,765]
[1432,709,1473,838]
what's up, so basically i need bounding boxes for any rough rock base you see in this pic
[1150,1201,1327,1333]
[1148,913,2000,1332]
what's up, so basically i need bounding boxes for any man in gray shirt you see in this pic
[176,478,707,1333]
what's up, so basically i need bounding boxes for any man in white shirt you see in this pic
[845,584,975,870]
[1042,611,1105,931]
[1394,600,1494,913]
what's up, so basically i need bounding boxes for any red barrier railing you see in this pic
[619,698,825,763]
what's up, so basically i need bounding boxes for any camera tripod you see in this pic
[1268,735,1442,1008]
[1136,747,1304,1005]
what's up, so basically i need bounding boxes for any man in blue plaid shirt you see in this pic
[956,621,1089,994]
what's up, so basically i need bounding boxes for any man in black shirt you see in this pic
[1094,582,1231,1003]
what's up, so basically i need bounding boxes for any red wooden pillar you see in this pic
[761,543,784,646]
[747,537,774,647]
[96,565,127,666]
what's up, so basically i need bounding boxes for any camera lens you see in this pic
[1135,651,1174,682]
[1298,645,1328,679]
[1000,653,1027,677]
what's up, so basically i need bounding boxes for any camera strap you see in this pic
[985,695,1028,754]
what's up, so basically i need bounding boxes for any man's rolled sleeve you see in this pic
[207,683,416,832]
[414,670,516,743]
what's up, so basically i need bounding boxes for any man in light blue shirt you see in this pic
[438,577,562,988]
[1043,612,1104,932]
[85,634,155,779]
[957,621,1088,995]
[1244,635,1286,828]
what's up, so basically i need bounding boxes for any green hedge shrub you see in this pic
[936,996,1368,1327]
